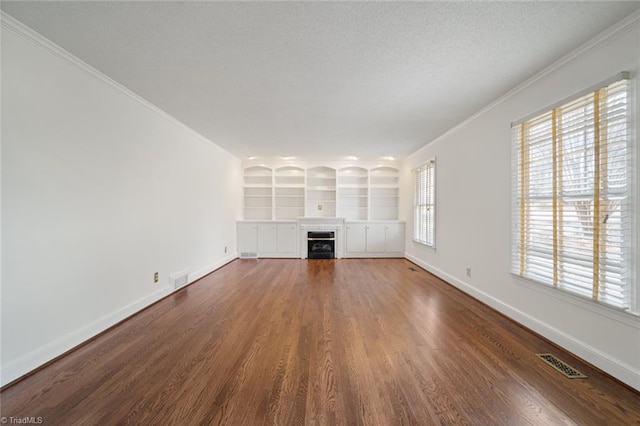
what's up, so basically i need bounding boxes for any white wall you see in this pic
[401,14,640,390]
[1,15,242,386]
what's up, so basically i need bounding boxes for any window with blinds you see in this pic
[414,159,435,247]
[511,74,634,311]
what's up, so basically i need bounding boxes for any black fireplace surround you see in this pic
[307,231,335,259]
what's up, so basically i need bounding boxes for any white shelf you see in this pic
[369,167,399,220]
[244,166,273,220]
[275,166,305,186]
[276,197,304,207]
[307,189,336,201]
[276,187,303,195]
[337,167,369,220]
[370,210,399,221]
[274,166,304,220]
[242,164,398,221]
[244,187,272,196]
[274,207,305,220]
[244,210,273,220]
[340,187,367,196]
[305,167,337,218]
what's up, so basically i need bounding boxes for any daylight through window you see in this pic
[511,74,634,311]
[414,160,435,247]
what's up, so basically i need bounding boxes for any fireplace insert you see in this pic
[307,231,335,259]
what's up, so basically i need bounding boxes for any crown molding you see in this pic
[407,9,640,162]
[0,11,234,157]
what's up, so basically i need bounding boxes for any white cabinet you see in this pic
[345,222,405,257]
[240,220,400,259]
[276,223,298,253]
[237,222,258,256]
[257,224,278,253]
[238,221,297,258]
[383,222,405,253]
[365,224,387,252]
[346,223,367,252]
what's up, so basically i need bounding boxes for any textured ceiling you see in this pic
[2,1,639,161]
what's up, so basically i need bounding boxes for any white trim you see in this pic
[189,254,238,283]
[411,10,640,158]
[405,253,640,391]
[512,274,640,326]
[413,159,436,247]
[0,256,237,387]
[0,287,170,387]
[0,11,232,154]
[511,71,631,126]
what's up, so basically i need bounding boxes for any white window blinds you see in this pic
[512,75,633,311]
[414,160,435,247]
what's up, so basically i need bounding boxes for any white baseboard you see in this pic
[343,252,405,258]
[188,254,237,284]
[1,286,171,387]
[404,253,640,391]
[1,255,238,387]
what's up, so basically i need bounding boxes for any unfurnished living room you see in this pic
[2,1,640,424]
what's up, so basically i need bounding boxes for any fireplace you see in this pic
[297,218,344,259]
[307,231,335,259]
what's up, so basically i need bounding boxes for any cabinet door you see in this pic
[346,224,367,252]
[366,224,386,253]
[257,223,277,253]
[237,223,258,253]
[277,224,297,253]
[384,223,405,253]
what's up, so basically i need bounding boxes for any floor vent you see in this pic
[240,252,258,259]
[536,353,587,379]
[170,270,189,289]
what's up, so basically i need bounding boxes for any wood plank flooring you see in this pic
[2,258,639,425]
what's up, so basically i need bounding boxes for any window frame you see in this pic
[413,159,436,247]
[511,73,636,314]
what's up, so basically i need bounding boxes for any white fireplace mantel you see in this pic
[297,217,345,259]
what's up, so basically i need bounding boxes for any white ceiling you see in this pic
[2,1,639,161]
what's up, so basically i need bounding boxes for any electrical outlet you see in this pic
[224,246,228,253]
[154,272,159,283]
[466,268,471,278]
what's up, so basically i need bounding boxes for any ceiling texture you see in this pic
[2,1,639,161]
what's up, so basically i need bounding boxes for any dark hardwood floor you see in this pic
[2,258,639,425]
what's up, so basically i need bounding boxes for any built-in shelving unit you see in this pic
[337,166,368,220]
[241,163,399,220]
[243,166,273,220]
[274,166,305,220]
[369,166,399,220]
[306,166,336,217]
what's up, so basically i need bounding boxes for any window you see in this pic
[414,159,435,247]
[512,74,634,312]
